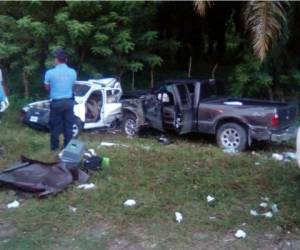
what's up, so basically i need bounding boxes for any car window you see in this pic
[176,84,190,105]
[73,84,91,97]
[107,89,121,103]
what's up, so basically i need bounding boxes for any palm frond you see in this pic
[244,1,288,61]
[194,0,213,16]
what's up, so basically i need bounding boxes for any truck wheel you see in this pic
[216,123,247,151]
[122,113,139,136]
[73,118,82,138]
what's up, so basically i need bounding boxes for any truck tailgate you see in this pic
[277,104,298,129]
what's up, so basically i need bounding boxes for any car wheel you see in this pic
[216,123,247,151]
[122,113,139,137]
[73,118,83,137]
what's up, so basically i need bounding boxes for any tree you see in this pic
[194,1,289,61]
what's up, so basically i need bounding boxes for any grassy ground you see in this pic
[1,110,300,249]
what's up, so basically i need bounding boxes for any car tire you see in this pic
[122,113,139,137]
[216,123,247,151]
[73,117,83,138]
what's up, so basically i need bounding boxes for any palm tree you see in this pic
[194,1,289,61]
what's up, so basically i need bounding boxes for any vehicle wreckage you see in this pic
[21,77,298,151]
[121,79,298,151]
[21,77,122,137]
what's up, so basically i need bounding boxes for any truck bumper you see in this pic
[250,125,297,143]
[270,125,298,143]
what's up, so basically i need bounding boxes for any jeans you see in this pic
[49,98,74,150]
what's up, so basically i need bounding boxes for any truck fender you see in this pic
[214,116,249,134]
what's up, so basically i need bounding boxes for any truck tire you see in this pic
[73,117,83,138]
[122,113,139,137]
[216,123,247,151]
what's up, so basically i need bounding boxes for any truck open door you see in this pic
[143,94,164,132]
[173,83,193,134]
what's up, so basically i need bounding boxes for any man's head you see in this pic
[53,48,67,64]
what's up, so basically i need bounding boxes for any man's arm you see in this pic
[44,84,50,91]
[44,70,50,91]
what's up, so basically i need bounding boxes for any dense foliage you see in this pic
[0,1,299,100]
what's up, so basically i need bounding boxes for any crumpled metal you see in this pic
[0,156,89,197]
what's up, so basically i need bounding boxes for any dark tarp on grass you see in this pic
[0,156,89,197]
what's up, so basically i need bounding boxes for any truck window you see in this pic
[176,84,189,105]
[200,82,219,100]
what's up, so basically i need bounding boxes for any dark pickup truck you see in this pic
[121,79,298,151]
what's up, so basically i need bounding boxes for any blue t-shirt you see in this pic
[0,69,6,102]
[44,64,77,100]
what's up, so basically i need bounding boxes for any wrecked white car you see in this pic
[20,78,122,136]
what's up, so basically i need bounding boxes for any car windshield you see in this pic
[73,84,90,97]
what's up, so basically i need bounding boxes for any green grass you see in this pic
[1,110,300,249]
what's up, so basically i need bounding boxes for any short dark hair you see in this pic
[53,48,67,63]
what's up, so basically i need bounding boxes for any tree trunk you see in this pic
[150,68,154,88]
[188,56,192,77]
[22,70,29,98]
[131,71,135,90]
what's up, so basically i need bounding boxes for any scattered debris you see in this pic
[263,212,273,218]
[260,202,268,208]
[175,212,183,223]
[77,183,96,190]
[98,142,128,148]
[250,198,278,219]
[272,153,284,161]
[7,200,20,208]
[209,216,216,220]
[235,229,246,239]
[123,199,136,207]
[272,152,297,162]
[157,135,172,145]
[69,206,77,213]
[223,148,238,154]
[250,209,259,216]
[261,197,270,202]
[207,195,215,203]
[255,162,261,166]
[271,203,279,213]
[0,156,89,197]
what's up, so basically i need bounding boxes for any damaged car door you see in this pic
[143,94,164,132]
[173,83,193,134]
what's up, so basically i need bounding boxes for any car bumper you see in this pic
[270,125,298,143]
[250,125,297,143]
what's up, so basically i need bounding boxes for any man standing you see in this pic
[0,68,9,113]
[44,49,77,151]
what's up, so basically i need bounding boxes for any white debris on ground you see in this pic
[7,200,20,208]
[69,206,77,213]
[255,162,261,166]
[207,195,215,203]
[250,197,279,219]
[260,202,268,208]
[272,152,297,162]
[250,210,259,216]
[175,212,183,223]
[98,142,129,148]
[123,199,136,207]
[223,148,238,154]
[235,229,246,239]
[272,153,284,161]
[87,148,96,156]
[263,212,273,218]
[77,183,96,190]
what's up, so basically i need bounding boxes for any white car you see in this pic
[21,78,122,136]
